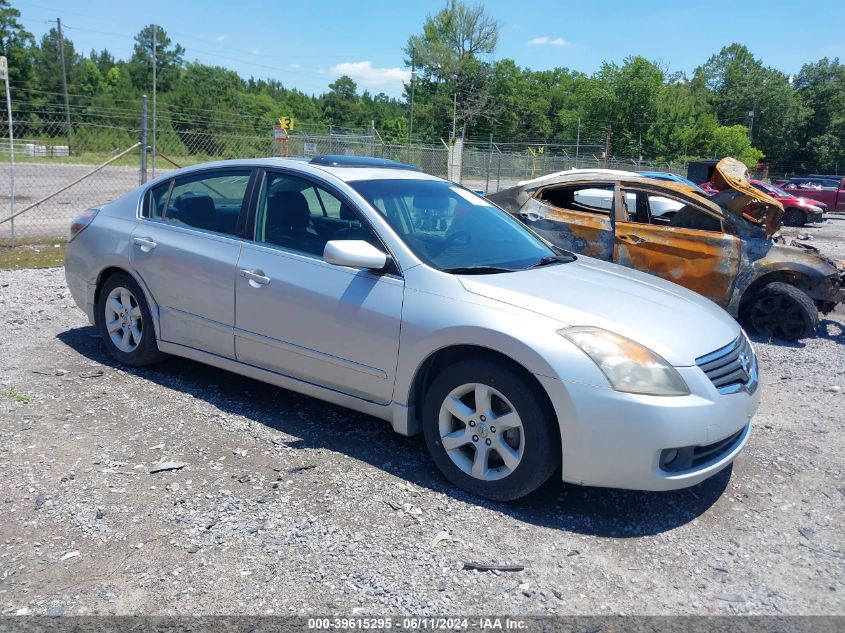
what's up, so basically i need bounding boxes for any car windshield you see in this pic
[755,182,790,197]
[350,179,571,273]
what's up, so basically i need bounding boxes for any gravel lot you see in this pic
[1,219,843,617]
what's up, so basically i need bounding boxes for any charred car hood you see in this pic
[710,158,784,237]
[457,257,740,367]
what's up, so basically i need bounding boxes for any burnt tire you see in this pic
[422,360,559,501]
[783,208,805,227]
[95,272,166,366]
[745,281,819,341]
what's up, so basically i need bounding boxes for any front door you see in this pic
[130,168,254,358]
[234,170,403,404]
[613,187,741,307]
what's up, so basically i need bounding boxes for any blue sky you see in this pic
[13,0,845,98]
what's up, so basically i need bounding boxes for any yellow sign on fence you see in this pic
[278,116,294,131]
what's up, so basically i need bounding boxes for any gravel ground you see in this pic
[0,220,843,617]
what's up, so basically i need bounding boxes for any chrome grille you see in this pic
[696,333,758,394]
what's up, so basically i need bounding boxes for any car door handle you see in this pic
[617,234,646,245]
[132,236,157,251]
[240,268,271,287]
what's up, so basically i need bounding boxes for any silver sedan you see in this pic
[64,155,760,501]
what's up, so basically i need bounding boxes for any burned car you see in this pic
[488,158,844,340]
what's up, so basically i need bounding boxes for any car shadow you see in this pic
[817,318,845,344]
[747,316,845,348]
[57,326,730,538]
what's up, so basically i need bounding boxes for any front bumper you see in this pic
[537,363,760,491]
[806,210,825,223]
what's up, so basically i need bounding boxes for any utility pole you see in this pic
[140,95,148,185]
[55,18,73,153]
[451,93,457,140]
[748,110,755,142]
[151,25,157,178]
[604,125,612,168]
[407,46,415,160]
[574,116,580,168]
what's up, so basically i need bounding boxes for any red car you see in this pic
[780,176,845,212]
[700,179,826,226]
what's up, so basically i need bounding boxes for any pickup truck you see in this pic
[780,176,845,212]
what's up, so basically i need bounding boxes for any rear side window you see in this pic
[162,170,251,236]
[144,181,172,220]
[538,184,614,216]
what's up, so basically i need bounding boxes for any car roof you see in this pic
[146,157,440,185]
[511,168,726,212]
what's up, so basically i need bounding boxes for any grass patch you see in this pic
[0,241,66,269]
[2,388,31,404]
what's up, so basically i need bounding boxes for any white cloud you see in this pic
[527,36,573,47]
[329,61,411,91]
[215,34,229,42]
[289,63,301,69]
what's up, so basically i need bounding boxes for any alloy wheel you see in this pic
[438,382,525,481]
[104,286,143,353]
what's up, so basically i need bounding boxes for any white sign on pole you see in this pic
[2,54,15,244]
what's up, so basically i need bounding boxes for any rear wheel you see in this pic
[783,208,805,227]
[96,272,166,366]
[422,360,559,501]
[746,281,818,340]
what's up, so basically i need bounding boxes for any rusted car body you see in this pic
[488,158,844,339]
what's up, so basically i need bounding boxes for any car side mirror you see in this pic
[323,240,388,271]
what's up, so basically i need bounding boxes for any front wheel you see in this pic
[783,208,805,227]
[745,281,818,340]
[95,272,166,366]
[422,360,559,501]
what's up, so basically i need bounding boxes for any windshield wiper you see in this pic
[441,265,518,275]
[528,254,575,268]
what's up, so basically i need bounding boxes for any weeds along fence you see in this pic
[0,99,695,245]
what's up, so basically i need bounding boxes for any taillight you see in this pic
[69,208,99,241]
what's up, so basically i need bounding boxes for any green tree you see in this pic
[405,0,499,138]
[693,43,806,167]
[322,75,361,127]
[710,124,764,167]
[166,63,242,155]
[793,58,845,172]
[128,24,184,93]
[0,0,34,90]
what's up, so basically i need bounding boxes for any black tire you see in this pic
[783,208,805,227]
[95,272,166,366]
[745,281,819,340]
[422,360,559,501]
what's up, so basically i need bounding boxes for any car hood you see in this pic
[457,257,740,367]
[710,158,784,237]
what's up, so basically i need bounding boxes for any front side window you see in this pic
[350,179,568,272]
[624,187,723,233]
[255,172,378,256]
[161,170,251,236]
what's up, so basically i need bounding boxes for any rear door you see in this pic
[613,186,741,307]
[130,168,255,358]
[233,169,403,404]
[516,183,616,260]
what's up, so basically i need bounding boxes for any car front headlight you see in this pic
[560,326,690,396]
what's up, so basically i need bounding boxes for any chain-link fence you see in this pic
[0,99,702,246]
